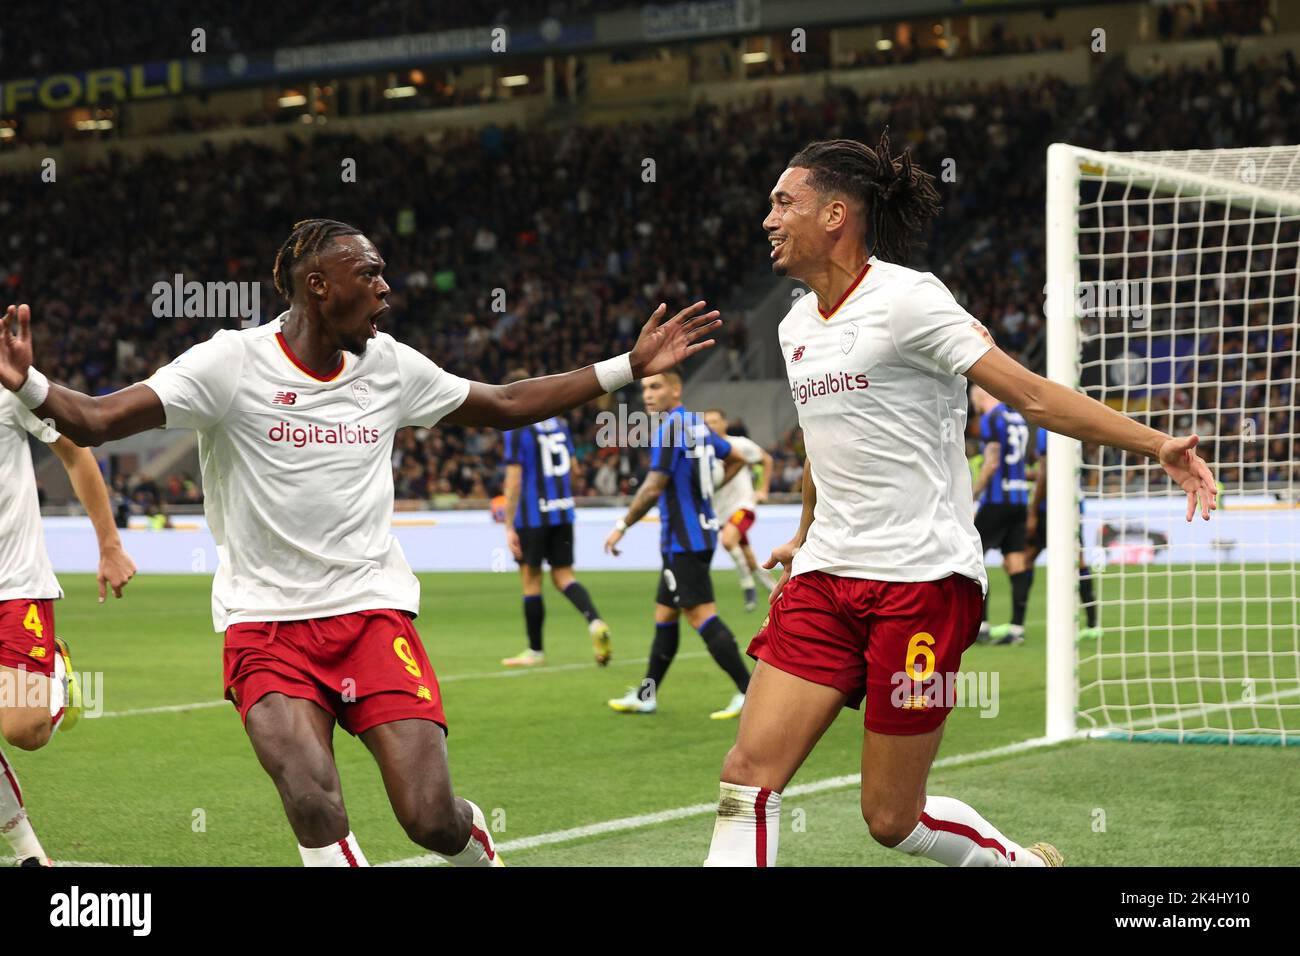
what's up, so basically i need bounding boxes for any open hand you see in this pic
[0,304,35,391]
[630,301,721,378]
[1158,434,1218,521]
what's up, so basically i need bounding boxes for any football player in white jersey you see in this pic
[0,391,136,866]
[0,218,719,868]
[703,135,1217,867]
[703,409,775,611]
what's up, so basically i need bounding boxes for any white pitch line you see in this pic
[380,734,1067,866]
[100,700,228,718]
[97,652,710,719]
[7,736,1067,869]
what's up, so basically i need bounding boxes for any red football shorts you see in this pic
[727,508,757,545]
[747,570,984,735]
[224,608,446,736]
[0,599,57,678]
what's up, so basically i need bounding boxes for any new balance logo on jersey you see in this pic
[272,391,297,406]
[791,345,806,362]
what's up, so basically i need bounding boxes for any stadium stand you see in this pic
[4,17,1294,511]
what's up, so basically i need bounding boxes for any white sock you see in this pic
[0,747,47,863]
[441,799,501,866]
[703,782,781,867]
[728,546,755,589]
[299,831,369,867]
[752,564,776,589]
[893,795,1038,866]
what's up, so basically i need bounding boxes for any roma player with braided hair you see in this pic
[0,218,721,867]
[703,133,1218,867]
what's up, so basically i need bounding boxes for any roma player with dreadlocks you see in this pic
[0,218,719,867]
[702,135,1217,867]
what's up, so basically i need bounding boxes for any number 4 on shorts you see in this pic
[23,603,43,639]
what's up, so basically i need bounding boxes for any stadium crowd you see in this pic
[6,45,1296,510]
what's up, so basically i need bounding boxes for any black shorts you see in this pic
[1026,506,1047,552]
[517,523,574,568]
[655,550,715,609]
[975,502,1028,554]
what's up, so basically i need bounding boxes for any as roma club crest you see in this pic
[351,380,372,410]
[840,324,859,354]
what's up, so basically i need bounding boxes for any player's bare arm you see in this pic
[502,464,524,561]
[764,460,816,602]
[604,471,670,556]
[756,450,774,503]
[1,304,164,445]
[971,441,1001,501]
[1026,446,1047,539]
[718,445,748,488]
[967,346,1217,521]
[445,301,720,429]
[50,437,137,601]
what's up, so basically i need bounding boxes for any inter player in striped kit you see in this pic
[0,219,719,867]
[704,408,776,612]
[500,388,612,667]
[970,385,1033,645]
[0,390,136,867]
[604,371,752,719]
[1025,427,1101,640]
[703,135,1216,867]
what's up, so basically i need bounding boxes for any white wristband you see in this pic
[614,519,628,533]
[15,367,49,409]
[594,353,634,393]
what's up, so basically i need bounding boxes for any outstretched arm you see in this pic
[444,301,720,429]
[967,346,1216,521]
[1,305,164,445]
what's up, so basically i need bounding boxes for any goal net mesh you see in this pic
[1067,145,1299,744]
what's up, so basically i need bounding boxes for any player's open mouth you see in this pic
[769,236,787,259]
[369,306,389,337]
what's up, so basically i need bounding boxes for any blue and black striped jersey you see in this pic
[979,403,1031,505]
[503,418,576,528]
[649,405,731,554]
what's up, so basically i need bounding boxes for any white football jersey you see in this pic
[144,314,471,631]
[0,391,62,601]
[780,257,993,592]
[711,433,764,522]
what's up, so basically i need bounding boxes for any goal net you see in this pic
[1044,144,1300,746]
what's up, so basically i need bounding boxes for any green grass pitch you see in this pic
[5,567,1296,866]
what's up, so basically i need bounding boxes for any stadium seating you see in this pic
[5,50,1295,508]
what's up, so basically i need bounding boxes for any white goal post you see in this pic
[1044,143,1300,746]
